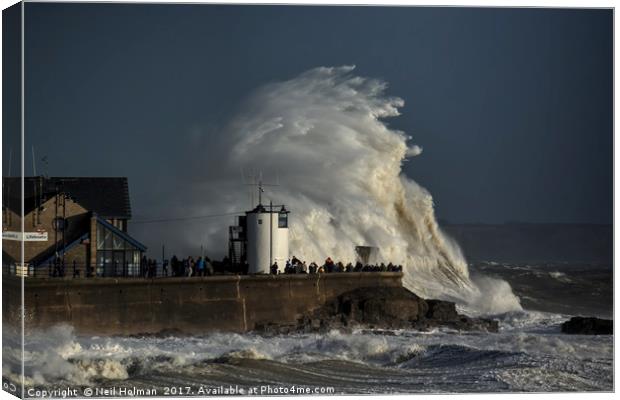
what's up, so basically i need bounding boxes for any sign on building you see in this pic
[15,263,32,277]
[2,231,49,241]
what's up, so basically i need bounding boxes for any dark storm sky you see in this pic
[10,4,613,225]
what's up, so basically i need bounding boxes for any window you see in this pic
[112,234,124,250]
[278,213,288,228]
[96,224,105,249]
[104,229,113,249]
[96,222,143,276]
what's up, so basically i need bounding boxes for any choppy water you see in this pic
[3,263,614,396]
[471,261,613,319]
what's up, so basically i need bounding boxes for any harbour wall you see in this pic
[3,273,403,335]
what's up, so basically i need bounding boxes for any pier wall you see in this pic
[3,273,402,335]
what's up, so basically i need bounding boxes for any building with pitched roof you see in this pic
[2,177,147,276]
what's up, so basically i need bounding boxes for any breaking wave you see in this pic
[195,65,520,313]
[5,319,612,392]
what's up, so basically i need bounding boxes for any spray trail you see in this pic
[193,66,521,314]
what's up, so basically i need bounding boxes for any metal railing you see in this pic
[2,261,403,279]
[2,261,171,279]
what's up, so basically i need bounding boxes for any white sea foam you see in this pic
[549,271,572,283]
[6,317,611,391]
[190,65,521,313]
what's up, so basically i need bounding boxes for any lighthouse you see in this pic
[246,203,289,274]
[228,180,290,274]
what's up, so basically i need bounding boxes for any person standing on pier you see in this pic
[196,256,205,276]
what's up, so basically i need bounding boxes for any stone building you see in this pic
[2,177,147,276]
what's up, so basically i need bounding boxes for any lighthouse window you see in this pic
[278,213,288,228]
[258,219,263,225]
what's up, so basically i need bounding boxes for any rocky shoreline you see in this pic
[561,316,613,335]
[255,286,499,335]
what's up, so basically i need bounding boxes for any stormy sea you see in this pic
[2,259,612,395]
[3,68,612,395]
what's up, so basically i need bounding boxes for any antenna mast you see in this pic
[258,180,264,205]
[245,175,278,207]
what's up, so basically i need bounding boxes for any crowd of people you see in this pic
[138,254,402,278]
[140,257,159,278]
[167,255,215,277]
[40,252,402,279]
[270,256,403,275]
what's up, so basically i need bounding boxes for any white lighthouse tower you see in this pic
[245,181,290,274]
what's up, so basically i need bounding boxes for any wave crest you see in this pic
[206,66,520,313]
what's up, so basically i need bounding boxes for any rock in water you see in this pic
[290,286,498,334]
[336,286,428,326]
[425,299,459,321]
[561,317,613,335]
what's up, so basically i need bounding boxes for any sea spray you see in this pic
[197,65,518,313]
[134,66,520,313]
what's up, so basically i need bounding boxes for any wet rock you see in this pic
[254,322,298,336]
[285,286,499,334]
[336,286,427,326]
[561,317,613,335]
[425,299,458,321]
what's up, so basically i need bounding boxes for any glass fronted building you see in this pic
[96,217,146,276]
[2,177,147,277]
